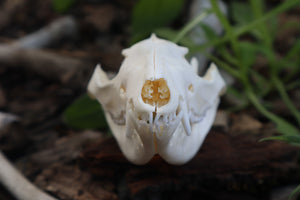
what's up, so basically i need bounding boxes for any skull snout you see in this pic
[141,78,170,107]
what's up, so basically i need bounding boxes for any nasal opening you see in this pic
[141,78,170,107]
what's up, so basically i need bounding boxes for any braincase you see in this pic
[122,35,188,61]
[118,35,194,102]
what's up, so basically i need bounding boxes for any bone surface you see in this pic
[88,34,226,165]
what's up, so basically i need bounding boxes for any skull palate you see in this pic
[141,78,170,107]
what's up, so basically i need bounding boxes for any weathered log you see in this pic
[35,164,118,200]
[79,129,300,199]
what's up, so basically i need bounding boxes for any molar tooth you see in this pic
[125,122,131,137]
[125,109,133,137]
[163,115,168,123]
[180,100,191,136]
[169,113,173,122]
[182,115,191,136]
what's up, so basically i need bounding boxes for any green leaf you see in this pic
[250,70,271,97]
[275,118,300,136]
[230,2,253,26]
[267,17,278,41]
[155,28,179,41]
[230,1,263,39]
[289,185,300,200]
[225,87,249,112]
[155,28,195,48]
[63,94,108,129]
[246,90,299,136]
[260,135,300,144]
[131,0,185,43]
[200,23,218,41]
[52,0,76,13]
[287,39,300,60]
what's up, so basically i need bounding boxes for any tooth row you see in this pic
[133,102,193,137]
[135,111,178,125]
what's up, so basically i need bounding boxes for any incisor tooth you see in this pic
[149,112,153,125]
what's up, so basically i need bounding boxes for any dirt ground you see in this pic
[0,0,299,200]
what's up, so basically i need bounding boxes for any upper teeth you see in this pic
[128,101,187,137]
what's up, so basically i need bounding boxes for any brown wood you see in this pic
[76,129,300,199]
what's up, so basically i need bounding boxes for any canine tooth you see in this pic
[182,115,191,136]
[180,100,191,136]
[125,110,132,137]
[177,110,183,121]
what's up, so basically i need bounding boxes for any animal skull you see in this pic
[88,34,226,165]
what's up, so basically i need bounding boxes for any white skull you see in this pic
[88,34,226,165]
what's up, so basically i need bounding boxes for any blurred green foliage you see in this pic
[63,94,107,129]
[131,0,185,43]
[155,0,300,137]
[52,0,76,13]
[289,185,300,200]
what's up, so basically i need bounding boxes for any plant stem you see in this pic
[205,53,241,79]
[236,0,300,37]
[246,89,299,135]
[289,185,300,200]
[210,0,239,57]
[191,0,300,52]
[250,0,272,46]
[272,76,300,126]
[173,11,209,43]
[0,151,58,200]
[286,79,300,91]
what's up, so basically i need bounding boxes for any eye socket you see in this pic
[188,84,194,93]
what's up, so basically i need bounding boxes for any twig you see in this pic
[11,16,77,49]
[0,112,19,132]
[0,151,58,200]
[0,44,90,84]
[0,0,25,30]
[0,16,92,85]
